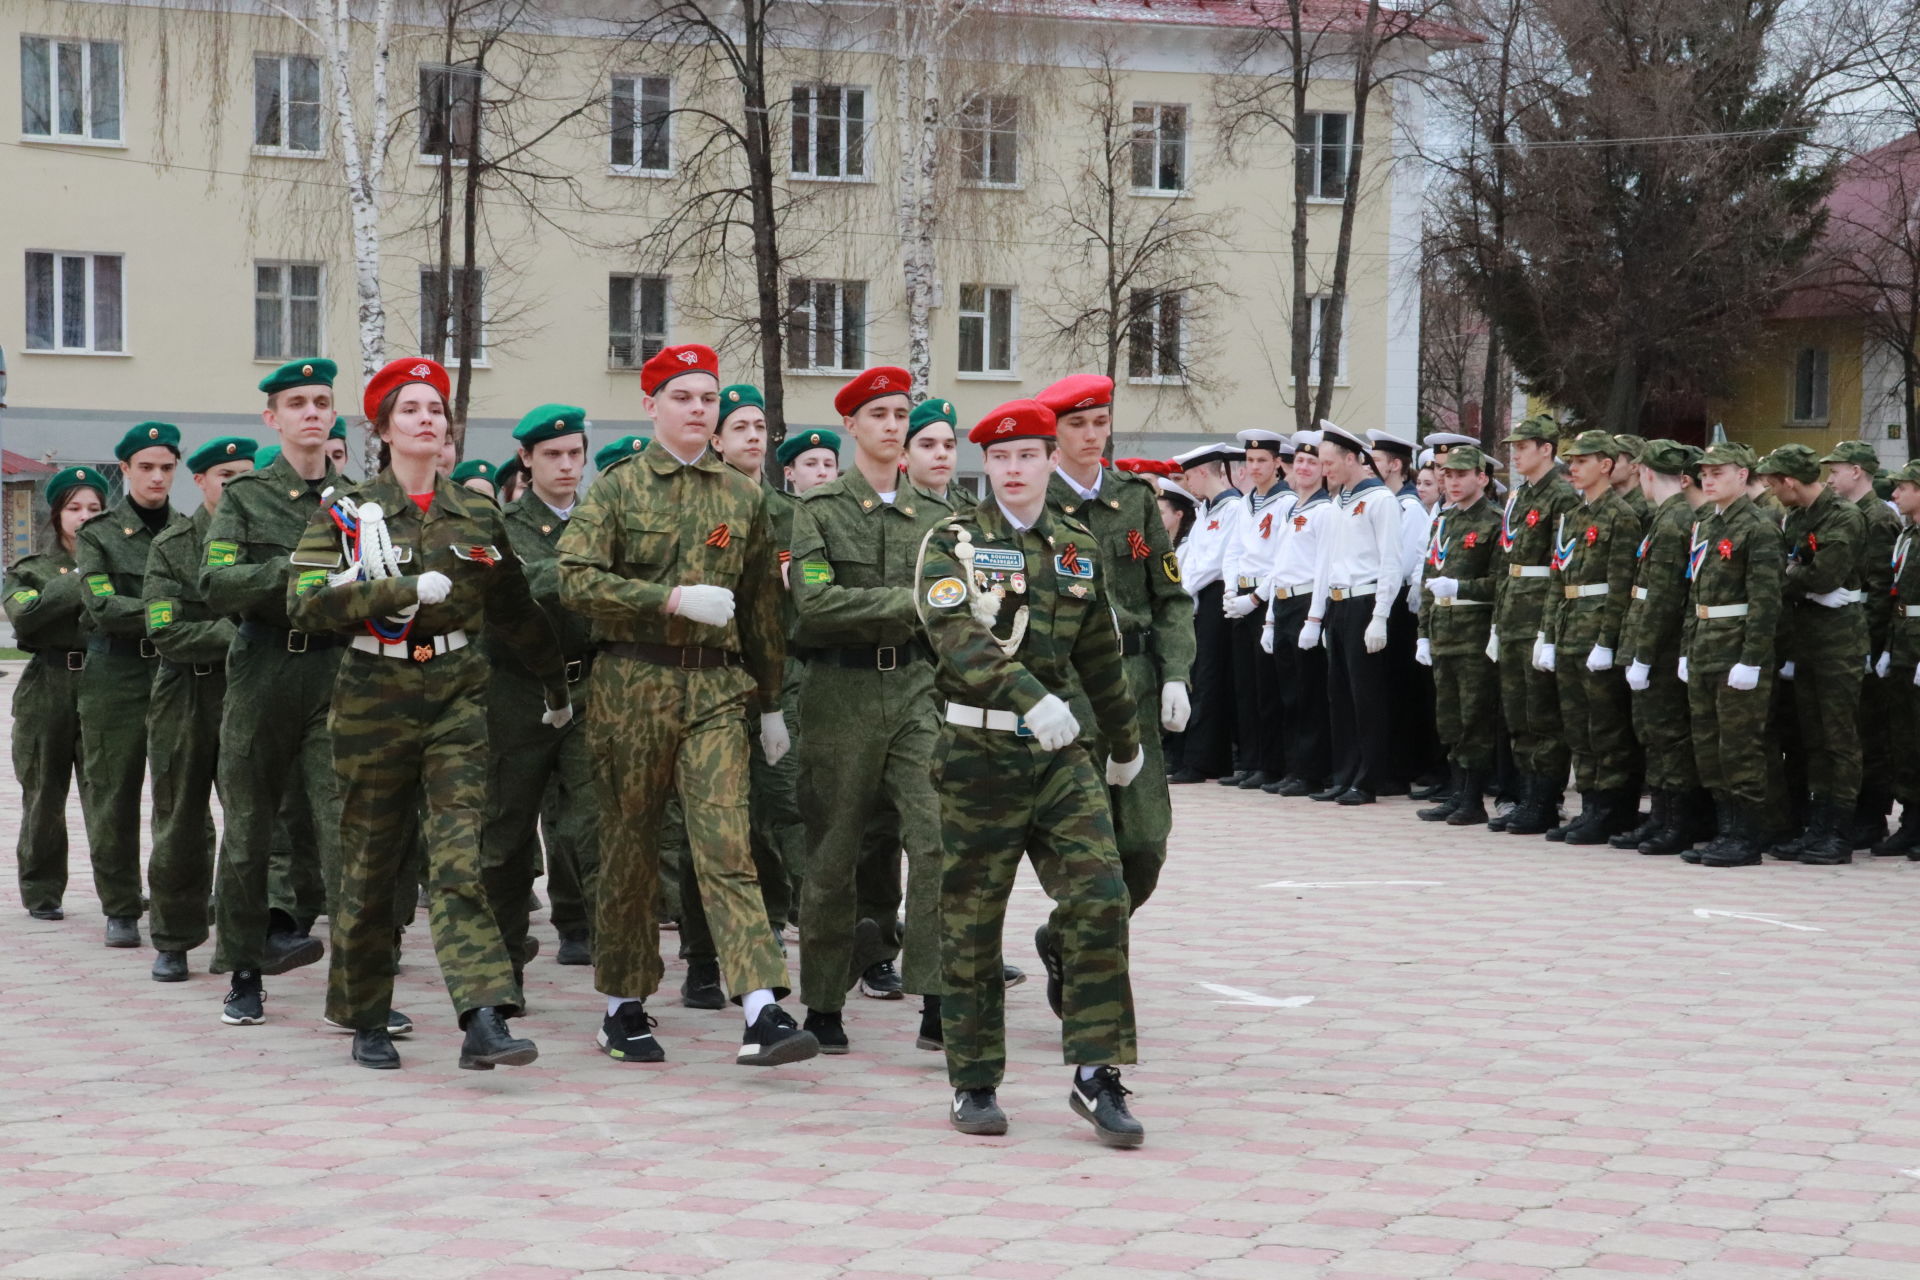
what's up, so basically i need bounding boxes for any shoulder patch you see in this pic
[927,577,966,608]
[801,560,834,586]
[294,568,329,595]
[971,548,1025,572]
[1162,551,1182,585]
[146,599,175,629]
[206,540,239,568]
[11,589,40,605]
[85,574,115,598]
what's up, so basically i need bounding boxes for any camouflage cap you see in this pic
[1611,433,1647,460]
[1561,429,1618,457]
[1637,438,1701,476]
[1754,442,1821,482]
[1509,413,1561,444]
[1439,444,1489,472]
[1699,440,1758,470]
[1888,459,1920,487]
[1819,439,1881,473]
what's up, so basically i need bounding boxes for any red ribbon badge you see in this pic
[1355,501,1367,515]
[777,549,792,565]
[1258,512,1273,538]
[1807,534,1819,552]
[1525,509,1540,527]
[1463,532,1477,548]
[1293,514,1308,531]
[1584,525,1598,545]
[1206,519,1220,532]
[1126,529,1150,560]
[1060,543,1083,575]
[467,544,496,567]
[1718,539,1733,559]
[705,524,731,549]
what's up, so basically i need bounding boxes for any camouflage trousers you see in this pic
[1687,664,1775,808]
[938,726,1135,1091]
[1554,645,1636,792]
[675,714,798,962]
[325,646,518,1030]
[12,653,88,914]
[77,648,155,919]
[146,662,225,953]
[1496,609,1568,780]
[1067,650,1170,919]
[590,654,788,1003]
[1788,611,1865,807]
[1432,651,1499,772]
[1632,650,1697,791]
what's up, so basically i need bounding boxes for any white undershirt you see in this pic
[660,442,708,468]
[1059,468,1102,501]
[876,489,897,505]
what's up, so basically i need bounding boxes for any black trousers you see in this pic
[1228,603,1277,774]
[1272,595,1330,785]
[1325,597,1395,792]
[1185,582,1236,777]
[1387,598,1444,788]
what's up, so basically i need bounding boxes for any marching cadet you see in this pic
[1535,431,1644,843]
[1877,460,1920,856]
[905,398,959,498]
[1489,415,1580,835]
[1681,441,1783,868]
[6,466,107,920]
[1821,441,1899,849]
[75,422,189,949]
[1301,423,1405,805]
[144,437,255,982]
[202,360,345,1027]
[1414,446,1501,825]
[558,343,817,1068]
[1039,374,1195,1019]
[326,421,352,476]
[1258,430,1334,795]
[787,366,951,1055]
[782,430,841,495]
[1218,428,1290,790]
[595,436,649,474]
[1610,435,1652,522]
[1617,441,1711,855]
[451,458,498,500]
[1757,443,1868,864]
[1165,443,1243,783]
[919,398,1145,1146]
[1370,428,1444,796]
[479,406,601,979]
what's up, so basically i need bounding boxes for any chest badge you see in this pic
[1126,529,1150,560]
[706,523,731,549]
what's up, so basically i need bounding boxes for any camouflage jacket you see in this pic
[556,442,784,709]
[3,546,91,652]
[1542,488,1643,651]
[1681,496,1783,675]
[1493,468,1580,636]
[1415,497,1499,656]
[75,495,187,640]
[1855,492,1900,652]
[1045,466,1195,685]
[492,491,593,675]
[144,504,236,666]
[1780,485,1868,657]
[789,466,950,649]
[1620,492,1696,664]
[1889,524,1920,665]
[201,451,346,630]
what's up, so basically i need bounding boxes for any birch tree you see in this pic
[311,0,397,390]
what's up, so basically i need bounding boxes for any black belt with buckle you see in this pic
[564,653,597,684]
[88,635,159,660]
[238,620,343,654]
[604,640,744,670]
[161,657,225,677]
[801,639,930,671]
[31,649,88,672]
[1119,629,1155,658]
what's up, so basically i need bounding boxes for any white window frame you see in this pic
[608,273,670,369]
[1130,102,1189,195]
[1789,347,1830,425]
[253,261,325,362]
[418,264,489,367]
[24,250,127,355]
[1307,295,1349,386]
[418,63,483,165]
[609,73,672,176]
[956,93,1020,188]
[252,53,324,158]
[1126,289,1186,385]
[956,284,1018,379]
[790,83,869,182]
[786,279,867,374]
[19,35,123,146]
[1299,110,1352,202]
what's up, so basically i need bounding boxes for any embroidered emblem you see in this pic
[972,548,1024,571]
[927,577,966,608]
[10,589,38,604]
[295,569,327,595]
[1162,551,1182,584]
[84,574,114,598]
[146,600,174,629]
[410,363,432,377]
[801,560,833,585]
[677,350,699,365]
[873,374,891,389]
[993,416,1016,435]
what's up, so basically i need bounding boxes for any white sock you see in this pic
[742,989,775,1026]
[603,994,637,1017]
[1077,1064,1104,1081]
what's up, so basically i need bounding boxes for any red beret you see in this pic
[362,357,450,423]
[641,343,720,395]
[833,366,912,418]
[1114,457,1149,473]
[1036,374,1114,417]
[968,399,1056,446]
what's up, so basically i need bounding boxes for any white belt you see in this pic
[1433,598,1490,609]
[945,702,1024,733]
[1696,604,1750,619]
[1328,583,1377,602]
[350,630,470,661]
[1631,586,1650,600]
[1809,588,1864,607]
[1563,583,1610,599]
[1509,565,1551,579]
[1270,581,1315,601]
[1905,605,1920,618]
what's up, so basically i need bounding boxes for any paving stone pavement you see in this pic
[5,664,1920,1278]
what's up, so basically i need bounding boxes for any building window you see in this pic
[1127,289,1185,382]
[787,279,865,372]
[418,265,486,363]
[1130,103,1187,193]
[24,251,124,353]
[610,74,670,172]
[254,262,323,361]
[957,93,1019,186]
[608,274,668,368]
[1299,111,1351,200]
[20,37,121,142]
[1307,295,1348,383]
[420,64,482,161]
[253,54,323,155]
[1791,347,1829,423]
[791,84,867,180]
[957,284,1015,375]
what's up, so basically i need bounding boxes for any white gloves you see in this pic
[1872,652,1886,677]
[1586,645,1614,673]
[1022,693,1081,751]
[414,570,452,606]
[1485,632,1500,663]
[1223,593,1257,619]
[1677,656,1689,684]
[1105,751,1145,787]
[1363,618,1388,654]
[1727,663,1761,691]
[1415,637,1432,666]
[1778,661,1796,681]
[1259,623,1275,654]
[541,700,575,730]
[1913,661,1920,687]
[1160,682,1190,733]
[1626,659,1651,691]
[671,583,736,627]
[1427,577,1459,600]
[759,712,791,765]
[1809,587,1851,608]
[1532,634,1555,672]
[1298,619,1323,650]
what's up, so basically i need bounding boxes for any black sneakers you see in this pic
[459,1007,538,1070]
[261,929,324,976]
[598,1001,666,1063]
[222,971,265,1025]
[105,916,140,948]
[737,1005,820,1066]
[151,950,188,983]
[555,933,592,966]
[28,906,63,921]
[353,1029,401,1070]
[1070,1066,1145,1148]
[951,1088,1008,1136]
[1002,964,1026,988]
[681,958,726,1010]
[803,1008,850,1055]
[917,996,943,1051]
[859,959,904,1000]
[1034,924,1064,1018]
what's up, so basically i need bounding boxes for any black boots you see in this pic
[1698,799,1761,867]
[1504,775,1563,836]
[1794,801,1854,864]
[1447,770,1490,826]
[1565,789,1636,846]
[1417,765,1465,822]
[459,1007,539,1070]
[1611,791,1664,849]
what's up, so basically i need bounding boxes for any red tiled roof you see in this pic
[2,450,54,477]
[1774,134,1920,321]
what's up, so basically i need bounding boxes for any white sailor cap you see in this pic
[1418,447,1436,468]
[1316,420,1373,459]
[1170,442,1245,470]
[1235,427,1289,452]
[1290,429,1324,455]
[1157,478,1198,506]
[1366,429,1417,457]
[1423,430,1481,449]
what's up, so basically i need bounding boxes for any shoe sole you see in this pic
[858,982,904,1001]
[29,911,64,921]
[1003,969,1026,989]
[1069,1091,1145,1148]
[951,1113,1009,1136]
[221,1010,265,1026]
[816,1042,851,1056]
[151,970,188,983]
[353,1052,402,1070]
[737,1030,821,1067]
[555,952,592,966]
[260,937,325,976]
[680,991,727,1010]
[461,1043,540,1070]
[595,1030,665,1064]
[105,935,139,949]
[916,1036,943,1052]
[324,1017,414,1037]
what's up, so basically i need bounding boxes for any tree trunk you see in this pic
[320,0,394,392]
[894,2,938,396]
[1286,3,1312,433]
[452,48,483,446]
[739,1,786,456]
[1310,0,1381,427]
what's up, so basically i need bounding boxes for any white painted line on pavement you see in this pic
[1262,880,1445,889]
[1691,908,1824,932]
[1197,983,1316,1008]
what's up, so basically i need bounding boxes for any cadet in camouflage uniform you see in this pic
[1616,440,1709,855]
[1757,443,1867,864]
[1878,461,1920,855]
[1491,415,1581,835]
[1681,442,1783,867]
[788,365,951,1054]
[1414,446,1500,826]
[5,466,107,919]
[557,343,817,1068]
[923,398,1145,1147]
[75,422,190,947]
[143,437,255,982]
[1821,440,1899,847]
[479,405,601,975]
[1611,435,1652,523]
[288,358,563,1072]
[1537,431,1645,844]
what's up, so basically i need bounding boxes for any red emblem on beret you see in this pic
[362,356,450,423]
[1463,532,1477,548]
[967,399,1056,446]
[834,366,913,417]
[1525,509,1540,527]
[1035,374,1115,418]
[640,343,719,395]
[1719,539,1733,559]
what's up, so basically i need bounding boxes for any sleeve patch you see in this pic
[85,574,115,598]
[927,577,966,608]
[206,540,239,568]
[10,589,39,605]
[801,560,834,586]
[147,600,175,629]
[295,569,328,595]
[1161,551,1182,585]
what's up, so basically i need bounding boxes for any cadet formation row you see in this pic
[5,350,1192,1146]
[1165,417,1920,870]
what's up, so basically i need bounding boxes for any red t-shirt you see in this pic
[409,493,433,513]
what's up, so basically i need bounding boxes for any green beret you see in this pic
[1755,443,1821,482]
[1700,441,1758,470]
[451,459,496,486]
[329,421,348,441]
[595,436,649,472]
[45,465,109,510]
[1439,445,1488,472]
[1610,433,1647,461]
[777,428,841,467]
[258,358,338,397]
[514,404,589,449]
[187,437,258,475]
[1509,413,1561,444]
[257,444,282,469]
[116,422,182,461]
[1637,439,1702,476]
[907,399,957,441]
[718,385,765,428]
[1819,439,1882,473]
[1561,429,1618,457]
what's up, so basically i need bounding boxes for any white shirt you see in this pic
[1222,483,1294,597]
[1263,486,1333,612]
[542,497,576,522]
[1309,477,1406,622]
[1058,466,1103,502]
[1181,488,1245,596]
